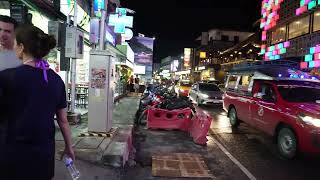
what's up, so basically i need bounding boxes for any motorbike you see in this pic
[135,85,194,125]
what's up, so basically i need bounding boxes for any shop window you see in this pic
[289,15,310,39]
[313,10,320,32]
[221,35,229,41]
[271,26,286,44]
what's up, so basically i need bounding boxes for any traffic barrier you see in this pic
[189,107,212,145]
[147,107,192,131]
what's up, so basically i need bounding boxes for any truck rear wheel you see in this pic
[229,107,240,128]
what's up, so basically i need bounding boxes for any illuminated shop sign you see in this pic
[108,8,133,34]
[171,60,179,72]
[200,52,206,58]
[93,0,104,17]
[184,48,191,68]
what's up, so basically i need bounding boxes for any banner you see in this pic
[130,36,154,65]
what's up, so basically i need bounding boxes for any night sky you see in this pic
[121,0,261,62]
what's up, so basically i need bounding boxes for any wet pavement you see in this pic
[122,126,248,180]
[201,105,320,180]
[54,98,320,180]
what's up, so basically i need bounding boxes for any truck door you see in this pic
[234,75,253,124]
[250,82,278,135]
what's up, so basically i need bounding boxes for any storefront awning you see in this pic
[22,0,67,20]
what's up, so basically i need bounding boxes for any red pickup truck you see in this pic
[223,64,320,159]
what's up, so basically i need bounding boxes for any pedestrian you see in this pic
[134,75,140,95]
[0,25,74,180]
[129,75,134,92]
[0,15,21,71]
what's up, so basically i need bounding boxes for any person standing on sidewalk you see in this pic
[0,25,74,180]
[134,75,140,95]
[0,15,21,71]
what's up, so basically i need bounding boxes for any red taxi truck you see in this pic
[223,61,320,159]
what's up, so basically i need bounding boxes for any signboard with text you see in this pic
[93,0,104,17]
[131,36,154,65]
[184,48,191,69]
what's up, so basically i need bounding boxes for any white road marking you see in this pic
[210,134,257,180]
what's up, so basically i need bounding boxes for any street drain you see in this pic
[152,153,212,178]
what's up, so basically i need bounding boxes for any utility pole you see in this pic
[70,1,78,113]
[99,9,106,50]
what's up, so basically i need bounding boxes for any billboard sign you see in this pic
[93,0,104,17]
[134,65,146,74]
[200,52,206,58]
[184,48,191,69]
[171,60,179,72]
[131,36,154,65]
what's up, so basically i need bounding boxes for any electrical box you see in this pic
[65,26,84,59]
[88,50,115,133]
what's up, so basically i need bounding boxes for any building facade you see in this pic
[260,0,320,72]
[193,29,254,82]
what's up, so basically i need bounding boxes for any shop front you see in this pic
[114,45,134,97]
[174,70,191,81]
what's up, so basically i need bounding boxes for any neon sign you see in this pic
[108,8,133,34]
[93,0,104,17]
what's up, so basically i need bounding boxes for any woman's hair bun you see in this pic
[46,35,57,50]
[15,25,57,59]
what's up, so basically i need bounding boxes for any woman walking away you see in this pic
[0,25,74,180]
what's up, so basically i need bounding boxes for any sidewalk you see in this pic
[55,95,230,180]
[54,96,140,180]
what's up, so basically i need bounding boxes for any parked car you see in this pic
[223,63,320,159]
[175,80,192,97]
[201,80,220,85]
[218,84,226,92]
[189,83,223,106]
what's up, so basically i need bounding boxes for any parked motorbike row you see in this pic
[135,85,212,145]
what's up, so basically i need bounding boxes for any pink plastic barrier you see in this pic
[189,108,212,145]
[147,107,192,131]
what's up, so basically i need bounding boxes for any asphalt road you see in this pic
[201,105,320,180]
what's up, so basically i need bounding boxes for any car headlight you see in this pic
[298,113,320,127]
[199,93,209,98]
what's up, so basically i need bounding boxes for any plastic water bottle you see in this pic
[63,155,80,180]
